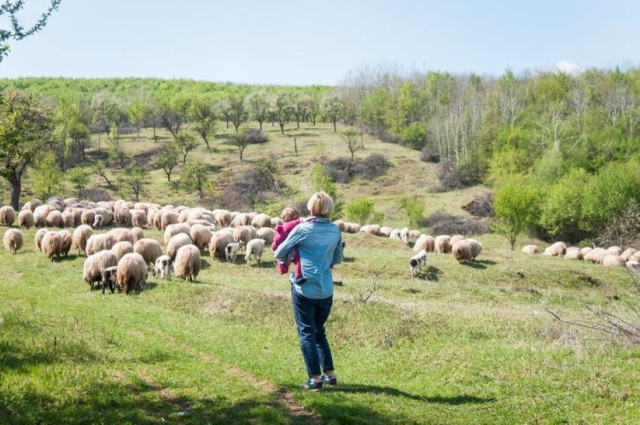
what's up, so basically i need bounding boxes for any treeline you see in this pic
[333,66,640,245]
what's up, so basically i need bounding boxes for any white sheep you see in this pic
[543,242,567,257]
[564,247,583,260]
[167,233,193,261]
[452,240,472,263]
[18,209,34,229]
[413,234,435,253]
[225,242,241,262]
[256,227,276,246]
[116,253,148,294]
[409,249,427,276]
[245,238,265,265]
[601,254,625,267]
[153,255,172,280]
[466,239,483,260]
[133,238,164,267]
[72,225,94,256]
[164,223,191,245]
[3,228,24,254]
[434,235,451,254]
[233,225,257,245]
[83,250,118,290]
[174,244,201,282]
[190,224,212,251]
[522,244,539,255]
[41,231,63,261]
[251,213,272,229]
[34,228,48,251]
[58,229,72,257]
[112,241,134,262]
[209,230,235,259]
[400,227,410,244]
[0,205,16,227]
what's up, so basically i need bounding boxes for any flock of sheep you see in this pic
[522,241,640,273]
[1,198,637,294]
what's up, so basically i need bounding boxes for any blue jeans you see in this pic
[291,288,334,377]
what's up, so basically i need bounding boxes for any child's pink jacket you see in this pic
[271,219,303,277]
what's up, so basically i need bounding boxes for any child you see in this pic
[272,207,306,285]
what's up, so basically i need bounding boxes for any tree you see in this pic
[343,129,361,160]
[493,176,541,250]
[67,167,91,199]
[0,90,55,209]
[159,96,191,138]
[174,130,198,165]
[345,197,374,224]
[300,93,319,125]
[93,160,114,188]
[190,97,217,150]
[310,164,343,218]
[181,160,212,199]
[128,100,146,137]
[227,94,247,133]
[121,165,149,202]
[0,0,62,62]
[399,196,424,227]
[245,91,269,131]
[32,151,62,201]
[156,143,179,182]
[322,94,345,132]
[273,91,293,135]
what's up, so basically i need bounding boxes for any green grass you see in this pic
[2,227,640,424]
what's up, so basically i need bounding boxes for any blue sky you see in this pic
[1,0,638,85]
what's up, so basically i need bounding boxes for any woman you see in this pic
[274,192,344,390]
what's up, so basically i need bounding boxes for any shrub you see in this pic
[420,144,440,163]
[462,192,494,218]
[493,175,542,250]
[400,196,424,227]
[324,154,390,183]
[345,198,375,224]
[242,128,268,144]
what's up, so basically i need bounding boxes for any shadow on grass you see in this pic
[420,266,442,281]
[462,259,497,269]
[329,384,496,405]
[342,256,356,263]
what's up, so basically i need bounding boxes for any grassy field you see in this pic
[1,225,639,424]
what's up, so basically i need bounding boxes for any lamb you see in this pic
[564,247,583,260]
[0,205,16,227]
[164,223,191,245]
[3,228,24,254]
[18,209,34,229]
[256,227,276,246]
[58,229,72,257]
[34,228,48,251]
[41,231,63,261]
[116,253,148,294]
[153,255,172,280]
[409,249,427,276]
[133,238,164,266]
[174,244,201,282]
[225,242,241,262]
[209,230,235,258]
[83,250,118,290]
[190,224,212,251]
[167,233,193,261]
[100,266,118,294]
[245,238,265,265]
[413,234,435,253]
[521,244,539,255]
[111,241,134,262]
[452,240,472,263]
[434,235,451,254]
[72,225,94,256]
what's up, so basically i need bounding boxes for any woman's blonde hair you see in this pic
[307,192,334,218]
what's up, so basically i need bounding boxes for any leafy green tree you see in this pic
[159,96,191,138]
[174,130,198,165]
[93,160,114,188]
[273,91,293,135]
[399,196,424,227]
[67,167,91,199]
[228,94,247,133]
[310,164,342,218]
[32,151,62,201]
[0,90,55,209]
[345,197,374,224]
[156,143,179,182]
[190,97,217,150]
[128,100,146,137]
[0,0,61,62]
[300,93,319,125]
[402,123,426,150]
[245,91,269,131]
[322,93,345,132]
[539,168,589,242]
[181,160,212,198]
[493,176,542,250]
[121,165,149,202]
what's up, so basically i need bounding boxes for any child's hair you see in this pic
[280,207,300,222]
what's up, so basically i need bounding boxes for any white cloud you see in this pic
[555,61,583,76]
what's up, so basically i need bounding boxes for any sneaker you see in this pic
[321,374,337,386]
[301,378,323,391]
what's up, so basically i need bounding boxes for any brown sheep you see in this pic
[41,231,63,261]
[190,224,212,251]
[129,227,145,244]
[0,205,16,227]
[164,223,191,245]
[45,210,64,228]
[257,227,276,246]
[83,250,118,290]
[116,253,148,294]
[72,225,94,256]
[131,209,148,228]
[18,209,34,229]
[3,228,24,254]
[167,233,193,261]
[209,230,235,258]
[452,240,472,263]
[111,241,134,262]
[160,210,178,230]
[251,213,272,229]
[34,228,49,251]
[233,225,257,245]
[413,234,435,253]
[58,230,72,257]
[434,235,451,254]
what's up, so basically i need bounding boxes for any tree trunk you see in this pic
[333,119,337,132]
[259,120,263,131]
[9,175,21,210]
[294,137,298,155]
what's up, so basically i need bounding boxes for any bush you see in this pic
[402,123,426,150]
[420,144,440,163]
[493,176,542,250]
[242,128,268,144]
[324,154,390,183]
[432,161,461,192]
[400,196,424,227]
[345,198,375,224]
[422,211,491,235]
[462,192,494,218]
[221,166,281,211]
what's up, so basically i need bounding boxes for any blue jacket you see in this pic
[274,217,343,299]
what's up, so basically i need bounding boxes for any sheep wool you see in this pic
[3,228,24,254]
[174,244,201,282]
[116,253,148,294]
